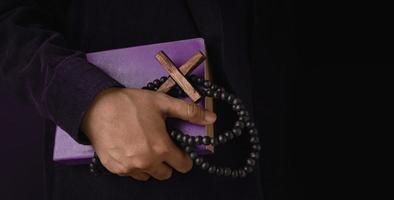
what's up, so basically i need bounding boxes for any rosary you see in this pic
[90,51,261,178]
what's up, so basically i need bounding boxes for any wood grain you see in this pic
[155,51,201,102]
[157,51,206,93]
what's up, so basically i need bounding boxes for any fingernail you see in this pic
[204,111,217,123]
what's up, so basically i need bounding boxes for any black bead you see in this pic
[216,167,224,176]
[194,157,204,166]
[216,87,225,93]
[160,76,168,83]
[224,131,234,140]
[233,104,242,111]
[205,89,213,97]
[201,162,210,170]
[246,121,255,128]
[174,85,183,96]
[232,98,241,105]
[208,166,217,174]
[213,91,220,99]
[92,156,97,164]
[89,167,96,174]
[202,136,211,145]
[224,168,232,176]
[196,86,206,95]
[250,152,260,159]
[196,77,203,84]
[194,136,203,144]
[175,133,183,141]
[189,75,198,82]
[210,84,218,90]
[238,169,247,178]
[235,121,245,129]
[187,137,195,145]
[244,166,254,173]
[246,158,256,166]
[218,135,227,144]
[153,79,161,86]
[170,130,177,138]
[232,128,242,137]
[203,80,212,88]
[181,135,189,143]
[252,144,262,151]
[147,82,154,89]
[238,110,247,116]
[250,136,260,144]
[184,146,193,153]
[189,152,198,160]
[227,94,235,103]
[173,84,181,90]
[231,170,239,178]
[219,91,227,100]
[210,138,217,146]
[249,128,258,135]
[239,115,250,122]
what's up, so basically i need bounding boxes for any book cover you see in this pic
[53,38,214,164]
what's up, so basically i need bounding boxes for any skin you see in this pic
[81,88,216,181]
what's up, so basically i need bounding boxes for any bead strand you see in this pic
[90,74,261,178]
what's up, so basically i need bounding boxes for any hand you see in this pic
[81,88,216,181]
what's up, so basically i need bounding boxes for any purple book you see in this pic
[53,38,214,164]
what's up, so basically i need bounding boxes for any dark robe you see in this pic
[0,0,263,199]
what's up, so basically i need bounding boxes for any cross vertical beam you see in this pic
[155,51,203,102]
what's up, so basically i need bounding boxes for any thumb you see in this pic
[161,96,216,125]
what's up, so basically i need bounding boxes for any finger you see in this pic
[161,96,216,125]
[145,163,173,181]
[97,155,127,175]
[164,143,193,174]
[128,172,151,181]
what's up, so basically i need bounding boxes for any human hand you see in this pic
[81,88,216,181]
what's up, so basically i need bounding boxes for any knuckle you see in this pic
[155,92,170,106]
[156,92,168,100]
[140,175,150,181]
[132,159,152,170]
[153,144,171,157]
[115,166,130,175]
[189,103,203,120]
[123,161,136,172]
[188,103,197,115]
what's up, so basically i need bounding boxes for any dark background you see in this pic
[0,0,390,200]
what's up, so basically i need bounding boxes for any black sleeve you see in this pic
[0,0,123,144]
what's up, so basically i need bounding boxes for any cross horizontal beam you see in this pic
[155,51,203,102]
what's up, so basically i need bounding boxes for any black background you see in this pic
[0,0,390,199]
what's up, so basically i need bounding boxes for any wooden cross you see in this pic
[155,51,206,102]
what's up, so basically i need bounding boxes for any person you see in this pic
[0,0,263,199]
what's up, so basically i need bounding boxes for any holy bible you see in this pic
[53,38,214,164]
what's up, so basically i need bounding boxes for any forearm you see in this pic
[0,1,122,143]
